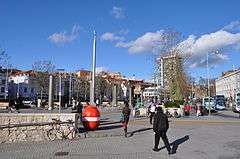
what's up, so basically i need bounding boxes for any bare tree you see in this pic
[154,29,191,101]
[0,49,12,99]
[95,76,112,103]
[73,77,90,101]
[32,60,55,101]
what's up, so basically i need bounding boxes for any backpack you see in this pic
[122,107,130,116]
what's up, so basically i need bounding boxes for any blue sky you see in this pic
[1,0,240,81]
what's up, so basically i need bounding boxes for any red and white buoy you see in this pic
[82,105,100,130]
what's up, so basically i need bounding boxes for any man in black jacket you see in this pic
[153,107,172,154]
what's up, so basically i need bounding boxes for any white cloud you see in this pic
[189,53,229,68]
[113,21,240,68]
[101,32,125,41]
[179,30,240,68]
[110,6,125,19]
[48,25,80,44]
[116,30,170,54]
[115,41,133,48]
[96,67,108,74]
[222,20,240,32]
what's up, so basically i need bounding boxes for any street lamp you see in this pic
[56,69,65,113]
[5,61,9,100]
[69,72,72,106]
[17,83,20,99]
[90,30,96,105]
[206,51,219,116]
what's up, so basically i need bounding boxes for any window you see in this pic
[1,80,6,85]
[1,87,5,93]
[31,88,34,93]
[24,87,27,93]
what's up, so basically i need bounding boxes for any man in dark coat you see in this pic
[76,99,83,121]
[153,107,172,154]
[122,102,131,137]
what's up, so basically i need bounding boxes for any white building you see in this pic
[9,70,38,100]
[157,54,182,89]
[143,86,164,100]
[215,69,240,99]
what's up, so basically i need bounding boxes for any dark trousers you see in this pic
[123,116,129,134]
[150,112,155,124]
[154,131,171,152]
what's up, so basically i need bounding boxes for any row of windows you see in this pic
[23,88,35,93]
[0,87,35,94]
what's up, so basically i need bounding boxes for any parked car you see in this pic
[22,98,36,107]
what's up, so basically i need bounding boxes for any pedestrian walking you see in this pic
[153,107,172,155]
[122,101,131,137]
[15,97,21,113]
[76,99,83,121]
[149,102,156,124]
[8,99,16,113]
[72,97,76,110]
[76,99,83,113]
[96,98,100,107]
[196,102,202,116]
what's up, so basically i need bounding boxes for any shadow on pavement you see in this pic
[100,121,121,126]
[98,124,123,130]
[78,124,123,133]
[158,135,189,154]
[129,127,153,137]
[213,112,240,119]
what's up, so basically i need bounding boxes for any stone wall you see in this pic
[0,113,79,143]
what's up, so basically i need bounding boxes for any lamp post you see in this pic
[206,52,211,116]
[69,73,72,106]
[5,61,8,100]
[90,30,96,105]
[57,69,64,113]
[17,83,20,99]
[206,51,219,116]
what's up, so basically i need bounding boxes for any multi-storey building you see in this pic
[157,54,182,89]
[215,69,240,99]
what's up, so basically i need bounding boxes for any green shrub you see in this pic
[164,100,184,108]
[174,100,185,106]
[164,101,181,108]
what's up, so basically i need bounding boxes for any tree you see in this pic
[95,76,112,103]
[154,30,191,101]
[73,76,90,101]
[32,60,55,100]
[0,49,12,99]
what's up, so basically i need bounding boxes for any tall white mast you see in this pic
[90,31,96,105]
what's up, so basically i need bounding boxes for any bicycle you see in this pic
[47,119,80,141]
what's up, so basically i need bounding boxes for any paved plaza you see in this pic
[0,111,240,159]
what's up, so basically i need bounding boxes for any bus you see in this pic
[233,93,240,113]
[202,97,216,111]
[214,95,226,110]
